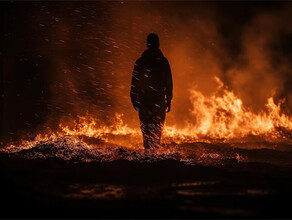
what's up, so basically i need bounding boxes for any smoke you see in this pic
[2,1,292,141]
[100,1,292,128]
[225,4,292,113]
[36,1,292,131]
[104,2,226,128]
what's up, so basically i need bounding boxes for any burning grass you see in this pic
[1,77,292,165]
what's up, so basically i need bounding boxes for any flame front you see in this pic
[164,77,292,143]
[3,76,292,158]
[57,76,292,145]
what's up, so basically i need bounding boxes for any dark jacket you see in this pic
[130,48,173,111]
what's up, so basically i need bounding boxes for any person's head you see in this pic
[147,33,159,50]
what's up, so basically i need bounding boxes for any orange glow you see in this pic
[60,113,138,139]
[163,77,292,143]
[2,76,292,157]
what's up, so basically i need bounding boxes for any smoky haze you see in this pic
[2,1,292,142]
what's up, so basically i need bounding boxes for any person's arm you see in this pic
[130,61,141,111]
[165,59,173,112]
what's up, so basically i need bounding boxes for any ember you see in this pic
[2,1,292,218]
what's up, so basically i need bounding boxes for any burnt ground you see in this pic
[0,154,292,219]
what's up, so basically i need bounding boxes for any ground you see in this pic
[1,141,292,218]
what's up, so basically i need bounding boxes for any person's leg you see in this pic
[141,122,151,149]
[139,106,166,149]
[139,110,152,149]
[152,110,166,148]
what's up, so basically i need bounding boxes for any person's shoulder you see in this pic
[135,57,143,67]
[163,56,170,64]
[136,57,143,63]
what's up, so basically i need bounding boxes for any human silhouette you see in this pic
[130,33,173,150]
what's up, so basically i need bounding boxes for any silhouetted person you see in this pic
[130,33,173,150]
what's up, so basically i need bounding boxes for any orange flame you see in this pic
[3,76,292,155]
[164,77,292,143]
[55,76,292,146]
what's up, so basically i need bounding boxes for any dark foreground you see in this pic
[1,155,292,218]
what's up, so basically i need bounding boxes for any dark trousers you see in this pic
[138,106,166,149]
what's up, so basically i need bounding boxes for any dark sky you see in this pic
[1,1,292,143]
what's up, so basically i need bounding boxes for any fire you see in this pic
[2,76,292,156]
[3,133,60,153]
[61,113,139,137]
[59,113,140,148]
[164,77,292,143]
[57,76,292,145]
